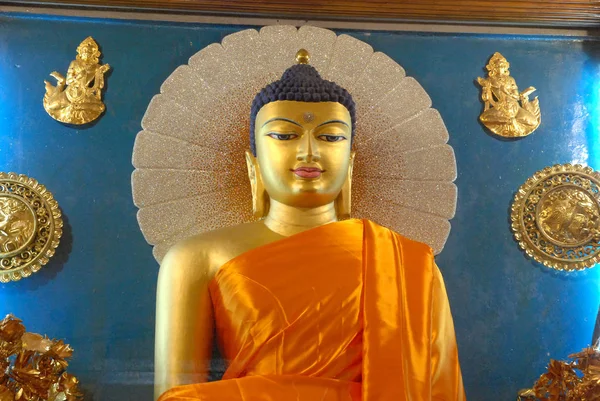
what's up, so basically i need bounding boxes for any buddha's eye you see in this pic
[266,133,298,141]
[318,135,347,143]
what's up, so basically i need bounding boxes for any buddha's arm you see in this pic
[430,264,466,401]
[154,241,215,400]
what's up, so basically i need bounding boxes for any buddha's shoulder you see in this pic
[395,233,433,255]
[160,221,277,276]
[364,219,433,255]
[167,221,263,250]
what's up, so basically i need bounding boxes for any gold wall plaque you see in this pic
[43,37,110,125]
[0,173,62,282]
[511,164,600,271]
[477,52,541,138]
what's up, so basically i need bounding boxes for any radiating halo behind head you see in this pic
[132,26,457,261]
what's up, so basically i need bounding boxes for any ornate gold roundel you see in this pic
[511,164,600,271]
[0,173,62,282]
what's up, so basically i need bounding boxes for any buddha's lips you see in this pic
[292,167,323,179]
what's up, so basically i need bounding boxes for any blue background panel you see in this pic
[1,13,599,400]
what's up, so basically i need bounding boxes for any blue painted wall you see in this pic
[1,13,599,401]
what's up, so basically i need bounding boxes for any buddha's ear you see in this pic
[245,150,269,219]
[335,151,355,220]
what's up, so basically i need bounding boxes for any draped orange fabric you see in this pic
[158,219,465,401]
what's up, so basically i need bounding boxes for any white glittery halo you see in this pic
[132,25,457,262]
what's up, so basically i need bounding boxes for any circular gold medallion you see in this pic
[511,164,600,271]
[0,173,62,282]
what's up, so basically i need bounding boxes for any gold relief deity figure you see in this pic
[477,52,541,138]
[43,37,110,125]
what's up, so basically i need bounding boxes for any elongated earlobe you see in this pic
[245,150,269,218]
[335,152,355,219]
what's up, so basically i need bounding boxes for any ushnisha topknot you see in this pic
[249,49,356,155]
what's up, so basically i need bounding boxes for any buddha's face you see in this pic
[254,101,353,208]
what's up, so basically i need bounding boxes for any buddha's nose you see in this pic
[297,134,320,162]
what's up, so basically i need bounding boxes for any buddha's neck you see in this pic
[263,199,337,237]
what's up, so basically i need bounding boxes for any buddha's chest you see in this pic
[211,255,363,379]
[210,252,363,370]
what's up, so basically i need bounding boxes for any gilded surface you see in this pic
[477,52,541,138]
[0,173,62,283]
[537,186,599,247]
[0,196,36,257]
[43,37,110,125]
[0,315,82,401]
[511,164,600,271]
[518,345,600,400]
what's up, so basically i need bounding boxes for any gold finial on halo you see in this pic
[295,49,310,65]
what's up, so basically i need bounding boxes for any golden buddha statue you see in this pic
[153,49,465,401]
[43,37,110,125]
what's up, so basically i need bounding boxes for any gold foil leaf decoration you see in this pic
[519,345,600,400]
[43,36,110,125]
[0,172,63,283]
[0,386,12,401]
[477,52,541,138]
[511,164,600,271]
[0,315,25,343]
[0,315,82,401]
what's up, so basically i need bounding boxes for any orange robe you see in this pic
[159,219,465,400]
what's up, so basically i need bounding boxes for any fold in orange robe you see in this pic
[159,219,466,400]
